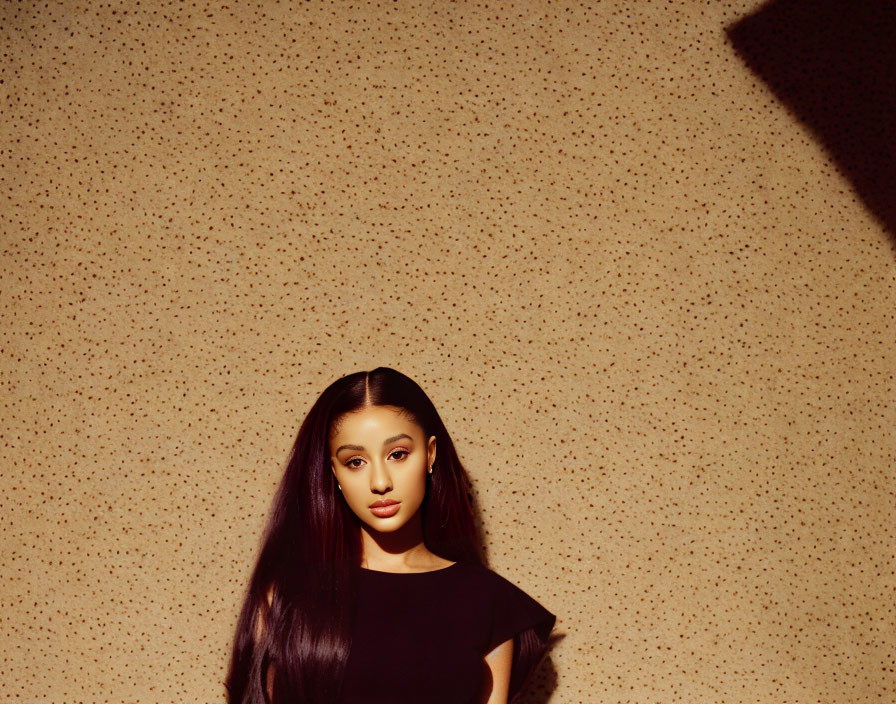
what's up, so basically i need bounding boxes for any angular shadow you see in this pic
[726,0,896,244]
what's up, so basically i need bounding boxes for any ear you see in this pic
[427,435,437,469]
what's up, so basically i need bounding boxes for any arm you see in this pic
[479,637,514,704]
[255,586,276,702]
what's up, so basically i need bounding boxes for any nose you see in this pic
[369,457,392,494]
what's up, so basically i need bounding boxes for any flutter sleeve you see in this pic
[484,569,557,702]
[485,570,556,654]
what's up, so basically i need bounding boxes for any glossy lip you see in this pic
[369,499,400,508]
[369,502,401,517]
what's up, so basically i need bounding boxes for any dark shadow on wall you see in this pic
[726,0,896,244]
[517,634,564,704]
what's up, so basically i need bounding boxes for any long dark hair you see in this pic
[224,367,548,704]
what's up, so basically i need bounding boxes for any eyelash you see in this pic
[346,449,409,469]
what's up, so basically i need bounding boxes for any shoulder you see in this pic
[425,561,511,608]
[450,562,548,610]
[453,561,530,590]
[448,560,505,589]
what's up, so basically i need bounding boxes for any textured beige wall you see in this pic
[2,1,894,702]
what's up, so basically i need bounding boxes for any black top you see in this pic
[337,561,556,704]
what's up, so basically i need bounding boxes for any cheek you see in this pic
[408,472,428,497]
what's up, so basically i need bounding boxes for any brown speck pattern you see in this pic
[2,1,894,702]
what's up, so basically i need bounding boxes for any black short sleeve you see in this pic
[486,571,556,654]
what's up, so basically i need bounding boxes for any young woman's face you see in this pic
[329,405,436,535]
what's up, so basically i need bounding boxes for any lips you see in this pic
[369,500,401,517]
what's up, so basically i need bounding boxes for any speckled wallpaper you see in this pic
[2,1,894,702]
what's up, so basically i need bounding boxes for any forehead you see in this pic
[329,405,420,441]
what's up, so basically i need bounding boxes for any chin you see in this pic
[364,520,407,533]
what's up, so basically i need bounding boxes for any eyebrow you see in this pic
[335,433,414,454]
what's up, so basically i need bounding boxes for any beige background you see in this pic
[2,1,894,702]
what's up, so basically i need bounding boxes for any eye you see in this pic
[344,449,408,469]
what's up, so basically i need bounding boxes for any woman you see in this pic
[224,367,556,704]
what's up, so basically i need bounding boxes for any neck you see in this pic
[359,507,432,569]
